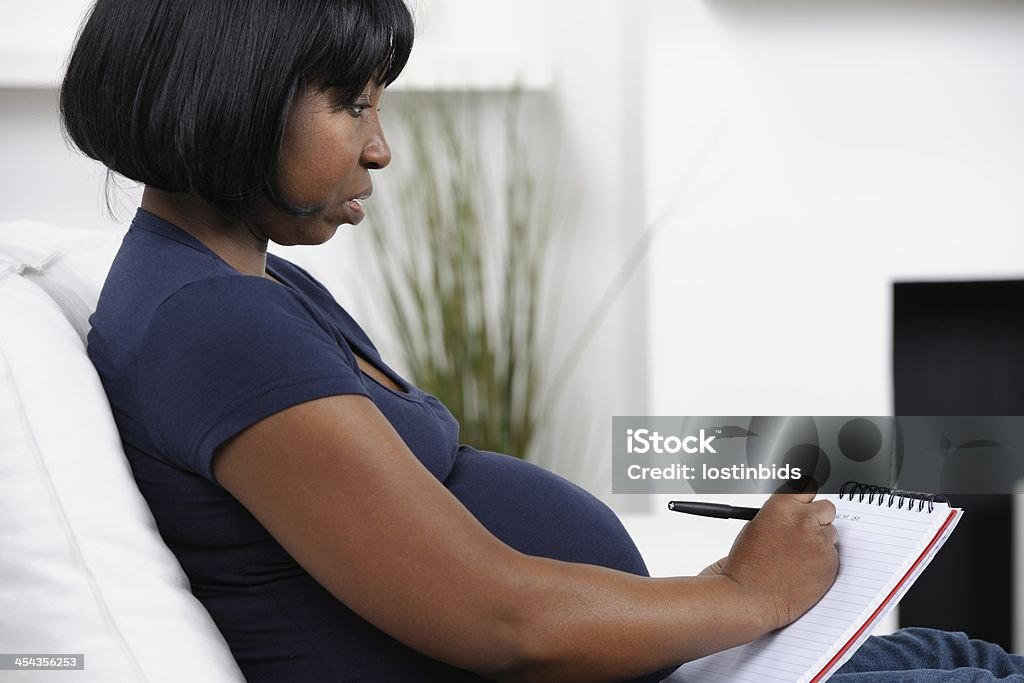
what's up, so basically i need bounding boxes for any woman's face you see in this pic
[248,83,391,246]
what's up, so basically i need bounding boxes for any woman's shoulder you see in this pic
[265,254,377,348]
[89,266,323,368]
[266,252,329,294]
[147,275,328,345]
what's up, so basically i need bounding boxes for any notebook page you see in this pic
[679,495,961,683]
[816,502,962,679]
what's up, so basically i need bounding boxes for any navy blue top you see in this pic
[87,208,666,682]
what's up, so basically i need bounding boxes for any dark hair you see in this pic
[60,0,414,218]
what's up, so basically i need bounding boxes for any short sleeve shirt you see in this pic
[87,208,477,680]
[87,208,654,682]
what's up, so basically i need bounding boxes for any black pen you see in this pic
[667,501,759,520]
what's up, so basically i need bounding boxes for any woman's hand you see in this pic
[715,492,839,630]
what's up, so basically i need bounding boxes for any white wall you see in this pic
[0,89,142,231]
[645,0,1024,418]
[643,0,1024,634]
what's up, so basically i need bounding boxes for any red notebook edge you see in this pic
[809,507,961,683]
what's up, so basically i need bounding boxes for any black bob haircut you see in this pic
[60,0,414,218]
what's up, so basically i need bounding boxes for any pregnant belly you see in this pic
[443,446,650,577]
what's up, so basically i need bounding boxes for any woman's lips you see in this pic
[342,188,374,225]
[342,188,371,224]
[345,197,366,224]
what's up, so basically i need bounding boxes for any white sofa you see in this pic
[0,221,244,682]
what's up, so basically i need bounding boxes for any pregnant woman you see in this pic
[65,1,1024,681]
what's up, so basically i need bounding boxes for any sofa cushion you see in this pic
[0,225,244,682]
[0,220,124,341]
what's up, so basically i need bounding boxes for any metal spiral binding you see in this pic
[838,481,949,513]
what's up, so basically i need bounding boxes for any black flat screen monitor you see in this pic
[893,279,1024,649]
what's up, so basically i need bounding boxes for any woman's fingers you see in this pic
[811,499,838,526]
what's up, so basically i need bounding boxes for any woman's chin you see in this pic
[270,221,340,247]
[312,221,342,243]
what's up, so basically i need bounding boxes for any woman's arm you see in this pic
[213,394,838,682]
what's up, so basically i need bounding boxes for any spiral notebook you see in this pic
[678,484,963,683]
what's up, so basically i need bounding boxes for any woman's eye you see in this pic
[345,103,368,118]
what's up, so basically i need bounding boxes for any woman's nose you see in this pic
[361,120,391,170]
